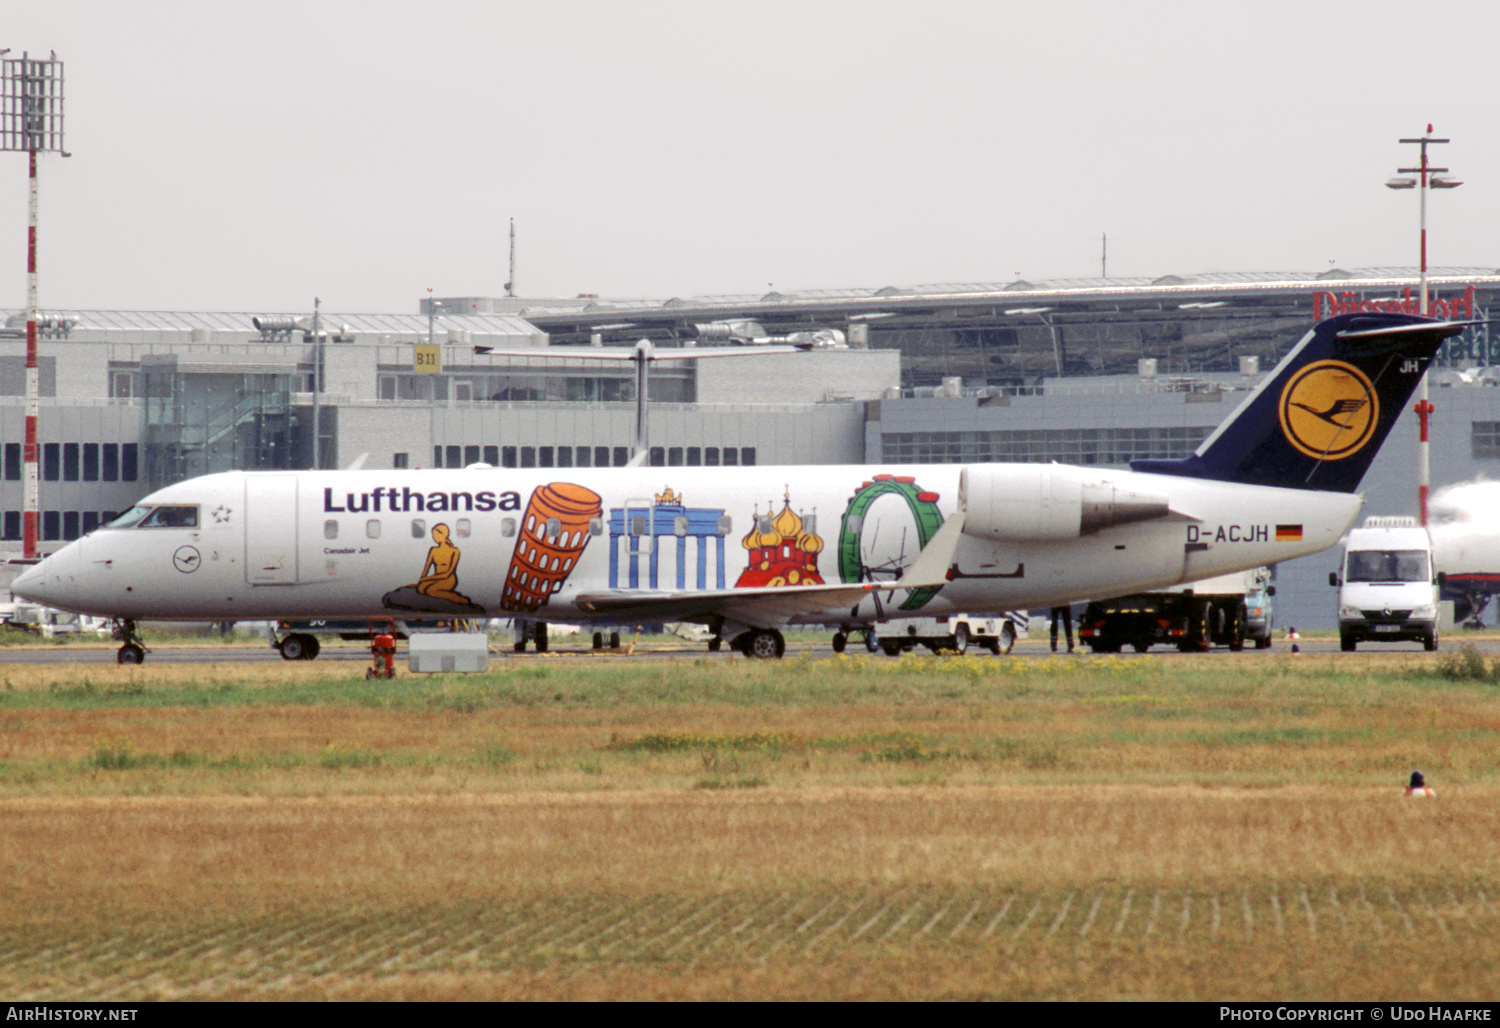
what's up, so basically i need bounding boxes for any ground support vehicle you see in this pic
[847,613,1028,656]
[272,617,476,661]
[1243,581,1275,648]
[1331,516,1439,651]
[1079,568,1272,653]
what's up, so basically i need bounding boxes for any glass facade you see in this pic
[881,426,1214,466]
[142,370,300,489]
[1472,421,1500,459]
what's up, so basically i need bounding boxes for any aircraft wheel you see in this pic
[864,629,880,653]
[708,637,722,652]
[1133,639,1150,653]
[592,632,604,650]
[746,629,784,660]
[881,640,904,657]
[117,644,145,665]
[609,631,620,649]
[1340,633,1356,652]
[1424,630,1438,652]
[831,632,846,653]
[535,623,548,653]
[952,623,969,655]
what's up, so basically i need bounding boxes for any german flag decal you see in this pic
[1275,524,1303,542]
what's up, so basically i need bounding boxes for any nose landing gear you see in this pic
[112,619,148,664]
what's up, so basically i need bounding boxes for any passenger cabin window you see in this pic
[367,519,381,539]
[588,517,603,537]
[455,519,471,539]
[139,505,198,528]
[107,506,153,529]
[501,518,517,537]
[411,519,426,539]
[324,520,339,540]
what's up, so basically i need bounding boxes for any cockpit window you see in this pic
[138,505,199,529]
[106,506,153,529]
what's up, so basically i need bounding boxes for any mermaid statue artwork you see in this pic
[382,523,486,615]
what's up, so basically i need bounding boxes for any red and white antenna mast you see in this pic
[1388,125,1461,527]
[1,50,67,560]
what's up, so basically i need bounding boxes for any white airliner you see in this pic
[11,313,1462,663]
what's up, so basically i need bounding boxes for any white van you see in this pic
[1330,516,1439,651]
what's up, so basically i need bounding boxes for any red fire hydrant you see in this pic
[367,633,396,680]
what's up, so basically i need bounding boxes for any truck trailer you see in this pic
[1078,567,1274,653]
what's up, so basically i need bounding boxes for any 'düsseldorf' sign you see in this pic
[1313,285,1475,320]
[1313,285,1490,367]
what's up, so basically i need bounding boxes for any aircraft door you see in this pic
[244,475,299,584]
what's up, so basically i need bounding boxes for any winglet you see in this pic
[894,511,967,590]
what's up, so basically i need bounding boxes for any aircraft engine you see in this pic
[958,464,1170,541]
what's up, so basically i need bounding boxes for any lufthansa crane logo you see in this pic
[1278,360,1378,461]
[172,546,201,574]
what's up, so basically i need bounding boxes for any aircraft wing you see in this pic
[574,581,881,625]
[572,512,967,628]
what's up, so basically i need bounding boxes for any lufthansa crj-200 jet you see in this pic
[11,312,1463,662]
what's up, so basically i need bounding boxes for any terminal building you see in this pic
[4,266,1499,631]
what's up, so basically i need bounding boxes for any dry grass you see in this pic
[1,651,1498,999]
[0,788,1496,999]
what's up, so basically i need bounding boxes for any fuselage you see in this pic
[12,463,1362,625]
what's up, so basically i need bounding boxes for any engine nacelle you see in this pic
[958,464,1170,542]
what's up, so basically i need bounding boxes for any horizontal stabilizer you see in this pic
[1131,313,1466,493]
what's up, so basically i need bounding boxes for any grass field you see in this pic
[1,649,1497,999]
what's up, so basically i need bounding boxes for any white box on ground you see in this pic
[407,632,490,673]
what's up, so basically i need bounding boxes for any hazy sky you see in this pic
[1,0,1496,313]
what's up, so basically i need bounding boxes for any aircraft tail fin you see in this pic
[1131,313,1465,492]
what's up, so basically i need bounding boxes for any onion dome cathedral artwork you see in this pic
[735,488,825,588]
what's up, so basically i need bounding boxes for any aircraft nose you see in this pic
[10,544,81,609]
[10,561,46,601]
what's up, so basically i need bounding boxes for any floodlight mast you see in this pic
[1387,124,1460,526]
[1,51,66,560]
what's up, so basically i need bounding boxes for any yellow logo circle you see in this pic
[1278,360,1378,460]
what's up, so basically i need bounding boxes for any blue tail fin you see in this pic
[1131,313,1464,492]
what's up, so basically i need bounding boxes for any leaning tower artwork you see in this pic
[500,482,604,613]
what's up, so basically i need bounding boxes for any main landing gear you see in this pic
[733,628,785,659]
[278,633,321,661]
[112,619,148,665]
